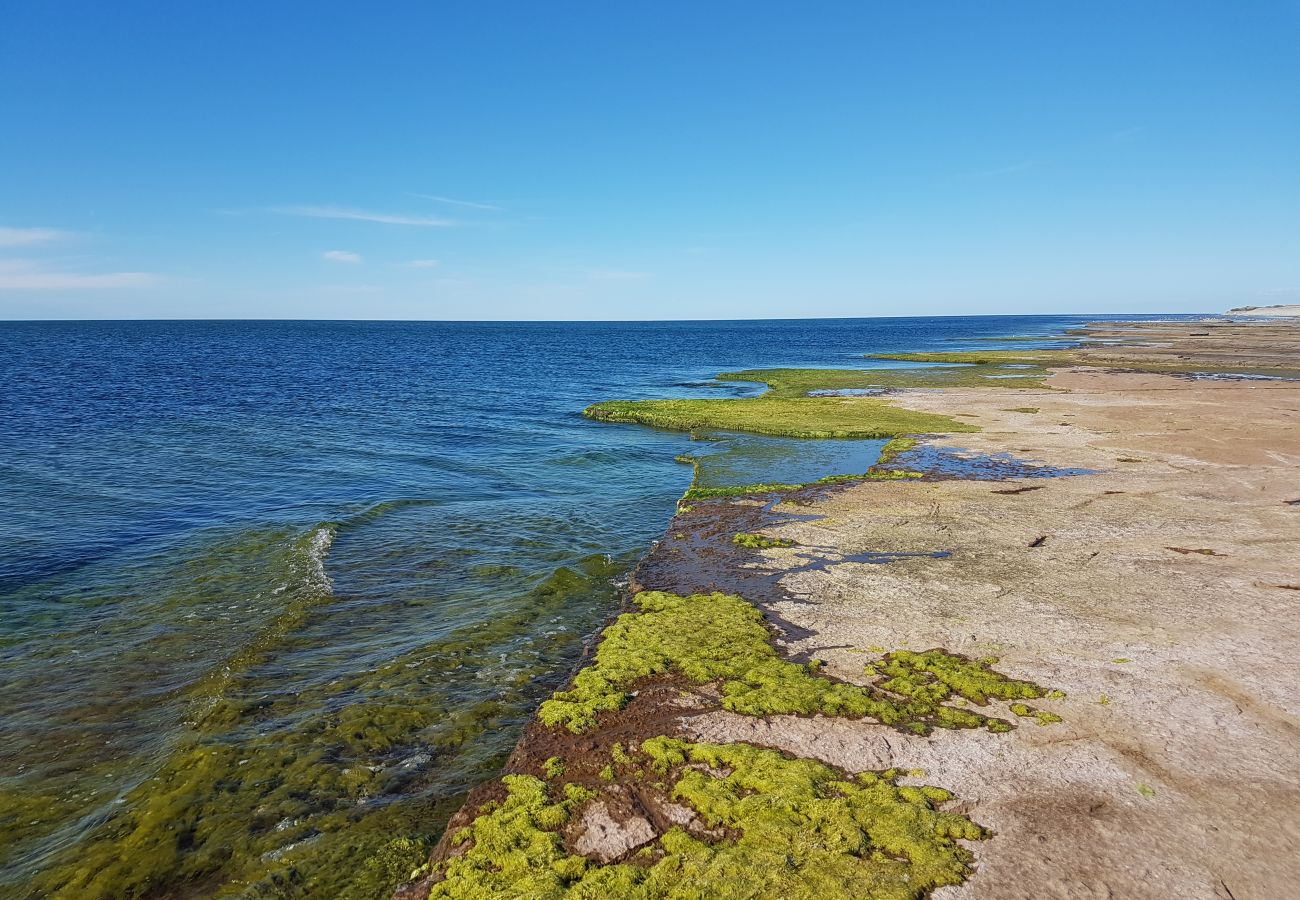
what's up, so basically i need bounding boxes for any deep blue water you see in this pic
[0,314,1173,897]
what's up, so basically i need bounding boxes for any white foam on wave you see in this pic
[304,525,336,594]
[271,524,336,597]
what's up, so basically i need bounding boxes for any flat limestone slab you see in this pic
[686,368,1300,899]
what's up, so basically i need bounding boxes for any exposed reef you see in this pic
[425,741,986,899]
[404,318,1300,900]
[398,363,1069,899]
[537,590,1049,736]
[583,395,976,439]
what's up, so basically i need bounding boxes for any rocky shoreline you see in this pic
[398,319,1300,899]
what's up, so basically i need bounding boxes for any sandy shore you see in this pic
[688,367,1300,898]
[1227,303,1300,317]
[402,319,1300,899]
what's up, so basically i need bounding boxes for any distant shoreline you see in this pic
[1227,303,1300,317]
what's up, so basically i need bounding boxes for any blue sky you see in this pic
[2,2,1298,320]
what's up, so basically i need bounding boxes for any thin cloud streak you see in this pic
[322,250,362,263]
[410,193,502,211]
[0,226,72,247]
[269,205,457,226]
[405,259,441,268]
[0,260,159,290]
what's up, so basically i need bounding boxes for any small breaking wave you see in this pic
[270,523,336,596]
[304,523,335,593]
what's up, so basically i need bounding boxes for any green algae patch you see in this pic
[682,468,921,503]
[430,741,986,899]
[1009,703,1063,726]
[683,481,805,500]
[432,777,596,898]
[861,469,924,481]
[869,650,1046,707]
[733,532,797,549]
[537,592,1052,735]
[876,436,918,466]
[583,397,976,440]
[870,350,1076,368]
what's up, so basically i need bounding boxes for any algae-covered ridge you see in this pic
[584,394,975,440]
[429,740,987,899]
[539,591,1053,735]
[426,591,1062,898]
[583,366,985,439]
[419,359,1076,898]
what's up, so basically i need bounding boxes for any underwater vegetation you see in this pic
[23,554,629,900]
[429,740,987,900]
[538,591,1053,735]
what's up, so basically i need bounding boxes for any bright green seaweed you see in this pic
[583,397,976,439]
[429,740,987,899]
[732,532,797,549]
[538,591,1051,735]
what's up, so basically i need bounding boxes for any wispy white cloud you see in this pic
[0,226,72,247]
[322,249,362,263]
[269,205,457,226]
[410,193,501,211]
[0,259,160,290]
[405,258,441,268]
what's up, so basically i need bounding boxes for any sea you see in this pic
[0,315,1175,898]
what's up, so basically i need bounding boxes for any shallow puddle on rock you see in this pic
[689,433,889,488]
[805,387,887,397]
[888,444,1097,480]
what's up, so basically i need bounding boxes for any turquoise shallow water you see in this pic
[0,315,1171,898]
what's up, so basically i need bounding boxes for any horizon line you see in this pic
[0,311,1211,325]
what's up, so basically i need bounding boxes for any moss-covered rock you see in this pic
[583,397,976,440]
[732,532,797,549]
[430,740,987,899]
[537,591,1052,735]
